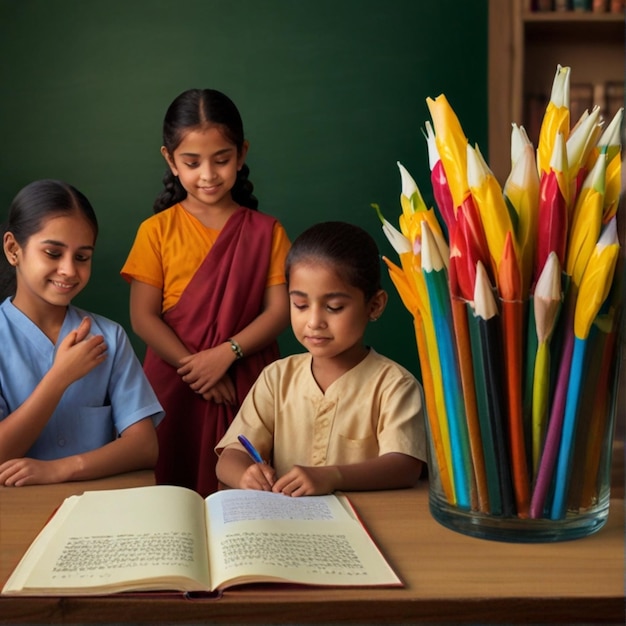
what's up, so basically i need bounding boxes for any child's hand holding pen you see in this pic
[237,435,276,491]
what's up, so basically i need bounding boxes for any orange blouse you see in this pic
[121,204,291,313]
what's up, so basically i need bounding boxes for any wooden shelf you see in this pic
[488,0,625,184]
[523,10,625,21]
[524,11,625,40]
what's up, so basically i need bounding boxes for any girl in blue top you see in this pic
[0,179,164,487]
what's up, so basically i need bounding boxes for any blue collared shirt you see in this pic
[0,298,164,460]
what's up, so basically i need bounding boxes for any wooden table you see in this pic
[0,471,623,624]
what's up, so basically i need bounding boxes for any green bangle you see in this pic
[228,338,244,359]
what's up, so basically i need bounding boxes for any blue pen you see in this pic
[237,434,264,463]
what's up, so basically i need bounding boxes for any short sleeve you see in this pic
[266,222,291,287]
[215,365,277,460]
[101,321,165,433]
[120,217,165,290]
[376,373,427,462]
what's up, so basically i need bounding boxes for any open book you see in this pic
[1,485,401,596]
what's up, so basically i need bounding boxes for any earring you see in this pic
[369,316,378,322]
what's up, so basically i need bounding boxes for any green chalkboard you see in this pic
[0,0,488,376]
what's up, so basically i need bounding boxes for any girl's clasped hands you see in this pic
[177,346,236,405]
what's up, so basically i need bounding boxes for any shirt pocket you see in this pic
[336,433,378,464]
[76,405,115,451]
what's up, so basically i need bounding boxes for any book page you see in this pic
[205,490,400,589]
[3,485,212,595]
[3,493,81,593]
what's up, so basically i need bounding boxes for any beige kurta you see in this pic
[216,349,427,478]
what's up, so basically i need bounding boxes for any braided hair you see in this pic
[153,89,257,213]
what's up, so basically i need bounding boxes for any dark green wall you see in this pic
[0,0,488,376]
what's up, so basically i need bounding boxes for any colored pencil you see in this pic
[413,313,456,504]
[466,299,503,516]
[578,321,618,508]
[534,132,568,288]
[382,256,455,503]
[449,261,489,512]
[550,222,619,519]
[503,123,540,296]
[596,108,624,222]
[449,212,490,511]
[498,233,530,517]
[523,302,538,470]
[565,151,606,290]
[472,262,515,517]
[467,143,515,280]
[567,320,613,510]
[536,64,570,178]
[529,293,575,519]
[425,94,470,213]
[422,222,473,509]
[424,120,456,239]
[549,335,588,519]
[530,252,562,476]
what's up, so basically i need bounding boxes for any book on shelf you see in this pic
[569,82,594,125]
[555,0,572,11]
[534,0,554,10]
[1,485,401,596]
[605,81,624,118]
[524,92,548,146]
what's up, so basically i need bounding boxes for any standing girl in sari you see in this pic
[121,89,290,497]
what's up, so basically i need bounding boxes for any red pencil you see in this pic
[498,233,530,518]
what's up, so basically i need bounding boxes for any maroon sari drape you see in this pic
[145,207,280,497]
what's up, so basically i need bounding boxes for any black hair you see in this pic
[285,221,382,301]
[0,179,98,300]
[153,88,258,213]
